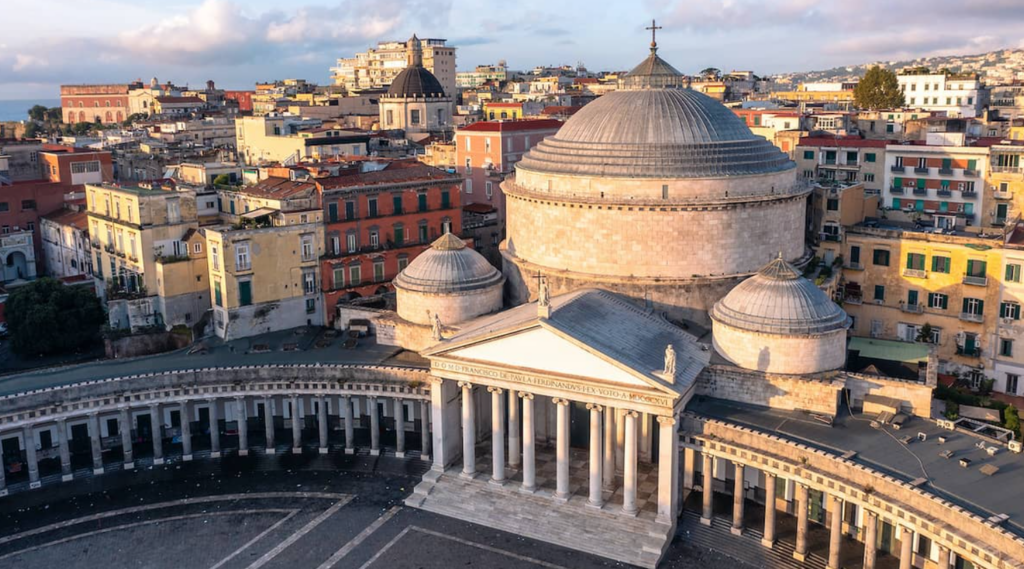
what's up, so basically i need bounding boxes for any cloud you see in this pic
[13,54,48,72]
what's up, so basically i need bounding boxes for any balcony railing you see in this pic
[994,190,1012,200]
[959,312,984,323]
[939,167,954,175]
[845,295,863,305]
[900,302,924,314]
[991,165,1023,174]
[844,262,864,271]
[822,233,841,242]
[963,169,979,178]
[913,188,928,196]
[91,241,101,250]
[937,189,952,197]
[914,166,930,174]
[956,345,982,356]
[961,191,977,199]
[891,165,906,173]
[963,274,988,286]
[903,268,927,278]
[890,186,905,194]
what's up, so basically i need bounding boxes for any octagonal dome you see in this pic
[385,66,446,99]
[394,233,503,294]
[710,256,851,336]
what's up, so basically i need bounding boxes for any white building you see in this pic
[331,36,456,98]
[40,207,92,280]
[898,73,986,118]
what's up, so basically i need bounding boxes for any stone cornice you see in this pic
[503,180,811,210]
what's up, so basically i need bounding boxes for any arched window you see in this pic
[116,101,122,107]
[94,101,99,108]
[105,111,113,122]
[78,102,83,108]
[78,111,86,122]
[116,111,123,122]
[500,111,508,119]
[105,100,111,107]
[68,113,75,124]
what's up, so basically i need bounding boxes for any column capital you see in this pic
[864,509,878,520]
[458,381,473,389]
[734,462,745,471]
[368,394,378,401]
[656,415,676,426]
[487,386,503,394]
[519,392,534,400]
[428,375,445,384]
[234,395,246,401]
[552,397,570,406]
[586,403,603,412]
[624,410,639,419]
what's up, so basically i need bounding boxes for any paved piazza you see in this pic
[0,454,745,569]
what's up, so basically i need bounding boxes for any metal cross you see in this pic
[646,19,662,46]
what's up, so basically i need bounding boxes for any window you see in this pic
[465,157,472,173]
[385,109,393,126]
[345,201,356,220]
[368,197,378,218]
[874,285,885,302]
[349,265,361,286]
[872,249,890,266]
[346,232,357,253]
[464,179,473,194]
[418,193,428,212]
[906,253,925,271]
[0,202,7,212]
[1008,374,1020,395]
[1001,302,1021,320]
[235,242,250,271]
[846,151,858,164]
[928,292,949,310]
[333,267,344,288]
[963,297,984,315]
[238,280,252,306]
[803,150,814,160]
[300,234,314,261]
[441,190,450,209]
[306,298,316,314]
[409,109,420,125]
[1000,338,1014,357]
[303,271,316,294]
[849,245,860,265]
[1006,264,1022,283]
[486,181,493,199]
[193,242,202,254]
[826,198,839,211]
[392,195,403,215]
[931,256,951,273]
[394,224,405,245]
[916,535,932,557]
[373,260,385,282]
[864,173,875,182]
[418,222,428,243]
[397,255,409,273]
[865,153,876,163]
[214,279,223,307]
[71,161,100,174]
[211,246,220,270]
[929,326,942,345]
[966,259,986,278]
[328,202,338,222]
[21,199,36,211]
[369,229,380,248]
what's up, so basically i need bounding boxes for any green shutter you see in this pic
[915,200,925,211]
[917,178,926,189]
[418,194,428,212]
[803,150,814,160]
[866,153,876,163]
[908,290,918,305]
[968,159,977,170]
[328,203,338,222]
[906,254,914,269]
[239,281,252,306]
[892,198,901,209]
[942,158,951,169]
[894,176,903,187]
[442,190,450,209]
[967,260,975,275]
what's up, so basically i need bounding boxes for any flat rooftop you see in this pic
[689,397,1024,539]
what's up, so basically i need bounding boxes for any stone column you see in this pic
[180,402,193,460]
[344,395,355,454]
[290,396,302,454]
[793,483,809,561]
[827,494,843,569]
[394,398,406,458]
[420,399,431,462]
[622,410,639,515]
[602,406,615,490]
[369,396,380,455]
[460,382,476,477]
[938,545,952,569]
[762,472,777,548]
[263,397,276,454]
[554,398,571,502]
[520,392,536,492]
[731,463,745,535]
[57,419,72,481]
[656,415,679,524]
[507,389,520,468]
[587,403,603,508]
[701,452,714,525]
[89,413,104,474]
[23,426,40,488]
[151,404,164,465]
[208,400,221,458]
[615,408,625,472]
[318,397,329,454]
[899,526,914,569]
[236,397,249,456]
[120,408,135,468]
[863,510,879,569]
[640,412,652,463]
[489,387,505,484]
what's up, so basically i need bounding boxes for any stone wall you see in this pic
[694,364,842,415]
[104,330,190,359]
[711,320,847,375]
[221,296,324,341]
[396,284,503,326]
[844,372,933,417]
[504,185,807,280]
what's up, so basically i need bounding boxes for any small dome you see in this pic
[619,48,685,90]
[386,66,446,98]
[710,256,851,336]
[394,234,503,294]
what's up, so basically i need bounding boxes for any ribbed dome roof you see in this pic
[516,87,794,178]
[620,48,685,90]
[710,256,851,335]
[386,66,446,98]
[394,233,503,294]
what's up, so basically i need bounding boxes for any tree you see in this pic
[4,277,105,356]
[915,323,934,343]
[45,107,63,122]
[700,67,721,80]
[854,66,905,110]
[213,174,233,186]
[22,122,41,139]
[122,112,148,127]
[1005,405,1020,439]
[27,104,47,121]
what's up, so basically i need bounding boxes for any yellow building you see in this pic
[86,183,208,330]
[235,115,370,165]
[987,143,1024,227]
[204,210,324,340]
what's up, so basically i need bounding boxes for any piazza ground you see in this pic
[0,452,747,569]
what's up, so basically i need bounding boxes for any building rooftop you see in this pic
[393,233,503,294]
[689,397,1024,539]
[235,177,316,200]
[798,137,889,148]
[40,207,88,228]
[317,162,460,191]
[459,119,563,133]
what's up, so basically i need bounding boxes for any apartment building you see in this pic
[809,181,879,265]
[795,137,887,194]
[897,73,986,118]
[235,115,370,165]
[986,142,1024,228]
[331,37,456,98]
[39,206,92,280]
[316,161,463,323]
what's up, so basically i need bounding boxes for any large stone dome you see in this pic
[385,66,446,99]
[395,233,503,294]
[711,256,850,336]
[516,85,793,179]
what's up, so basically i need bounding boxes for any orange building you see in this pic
[60,83,141,124]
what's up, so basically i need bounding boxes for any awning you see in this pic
[241,207,277,219]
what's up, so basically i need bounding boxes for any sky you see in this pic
[2,0,1024,100]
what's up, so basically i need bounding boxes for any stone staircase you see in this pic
[679,510,830,569]
[407,471,673,568]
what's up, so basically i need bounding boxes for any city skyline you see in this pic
[3,0,1024,99]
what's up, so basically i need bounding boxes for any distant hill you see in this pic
[773,47,1024,86]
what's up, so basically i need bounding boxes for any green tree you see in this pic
[27,104,47,121]
[915,323,933,343]
[45,107,63,122]
[1006,405,1021,439]
[122,112,148,127]
[4,278,105,356]
[700,67,721,80]
[855,66,905,110]
[213,174,233,186]
[22,122,41,138]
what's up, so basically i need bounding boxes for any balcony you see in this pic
[959,312,984,324]
[913,188,928,196]
[844,295,863,305]
[890,186,905,194]
[91,241,101,250]
[938,167,954,175]
[891,165,906,173]
[956,345,982,356]
[844,262,864,271]
[963,274,988,286]
[963,169,979,178]
[992,165,1023,174]
[822,233,842,242]
[900,302,924,314]
[903,268,927,278]
[914,166,930,174]
[994,190,1012,200]
[961,191,977,199]
[937,189,952,197]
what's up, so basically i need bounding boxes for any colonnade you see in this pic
[0,392,431,494]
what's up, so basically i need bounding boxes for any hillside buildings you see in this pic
[898,72,985,118]
[235,116,370,165]
[331,36,456,98]
[377,36,453,137]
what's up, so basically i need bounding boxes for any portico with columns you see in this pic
[408,289,710,568]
